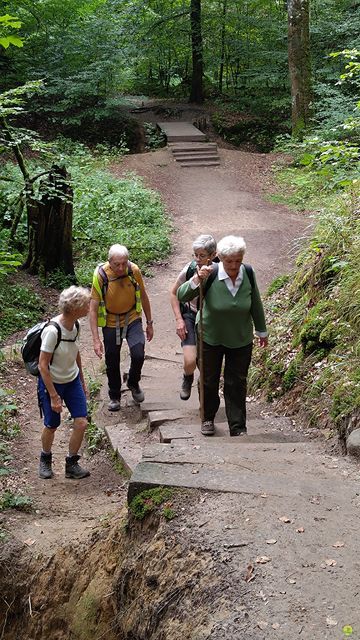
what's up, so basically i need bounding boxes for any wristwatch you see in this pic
[146,320,154,325]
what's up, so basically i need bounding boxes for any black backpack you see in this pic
[21,320,79,376]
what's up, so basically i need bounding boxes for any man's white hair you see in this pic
[108,244,129,260]
[217,235,246,258]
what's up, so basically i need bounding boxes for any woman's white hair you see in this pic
[59,286,91,314]
[108,244,129,260]
[217,235,246,258]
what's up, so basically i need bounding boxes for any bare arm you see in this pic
[141,288,154,342]
[76,351,88,396]
[38,351,62,414]
[89,299,104,358]
[170,279,187,341]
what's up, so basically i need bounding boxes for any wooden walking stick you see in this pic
[198,277,205,423]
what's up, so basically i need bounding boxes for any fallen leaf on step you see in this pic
[244,563,255,582]
[272,622,280,629]
[325,558,337,567]
[326,617,338,626]
[257,621,268,630]
[297,527,305,533]
[266,539,277,544]
[23,538,35,546]
[279,516,292,523]
[192,469,199,474]
[260,493,268,498]
[332,541,344,548]
[256,555,271,564]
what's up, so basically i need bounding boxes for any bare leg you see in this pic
[68,417,87,456]
[183,345,197,375]
[41,427,56,453]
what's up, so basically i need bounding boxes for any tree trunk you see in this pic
[25,165,75,280]
[287,0,312,138]
[218,0,227,94]
[189,0,204,103]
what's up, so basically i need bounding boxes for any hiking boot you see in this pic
[180,374,194,400]
[108,399,121,411]
[39,452,53,479]
[65,455,90,479]
[127,382,144,404]
[230,427,247,437]
[201,420,215,436]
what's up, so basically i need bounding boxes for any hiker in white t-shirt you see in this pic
[38,286,91,480]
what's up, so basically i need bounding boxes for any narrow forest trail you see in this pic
[2,146,360,638]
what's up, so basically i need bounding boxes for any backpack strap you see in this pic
[185,260,197,281]
[243,264,255,290]
[48,321,62,352]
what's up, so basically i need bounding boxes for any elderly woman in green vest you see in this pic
[177,235,268,437]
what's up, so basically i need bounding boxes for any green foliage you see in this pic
[0,388,17,433]
[0,491,32,511]
[0,14,23,49]
[267,275,290,296]
[85,374,105,455]
[252,159,360,434]
[0,277,44,342]
[129,487,173,520]
[144,123,166,150]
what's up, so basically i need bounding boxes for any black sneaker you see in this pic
[180,374,194,400]
[108,399,121,411]
[65,455,90,479]
[39,452,54,479]
[230,427,247,437]
[127,382,144,403]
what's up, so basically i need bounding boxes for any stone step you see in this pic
[169,143,217,152]
[128,458,345,502]
[158,420,305,443]
[166,134,207,142]
[179,160,220,168]
[173,153,220,163]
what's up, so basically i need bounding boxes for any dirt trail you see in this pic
[3,146,360,638]
[2,146,307,554]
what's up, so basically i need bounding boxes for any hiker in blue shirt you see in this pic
[38,286,91,480]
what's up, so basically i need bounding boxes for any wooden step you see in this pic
[170,143,217,152]
[179,160,220,167]
[173,153,219,162]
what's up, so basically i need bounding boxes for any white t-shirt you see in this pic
[40,317,80,384]
[177,262,198,314]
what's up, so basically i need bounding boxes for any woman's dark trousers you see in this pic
[202,341,253,433]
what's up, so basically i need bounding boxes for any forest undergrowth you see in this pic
[250,136,359,443]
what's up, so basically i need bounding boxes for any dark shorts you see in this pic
[181,309,197,347]
[38,374,87,429]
